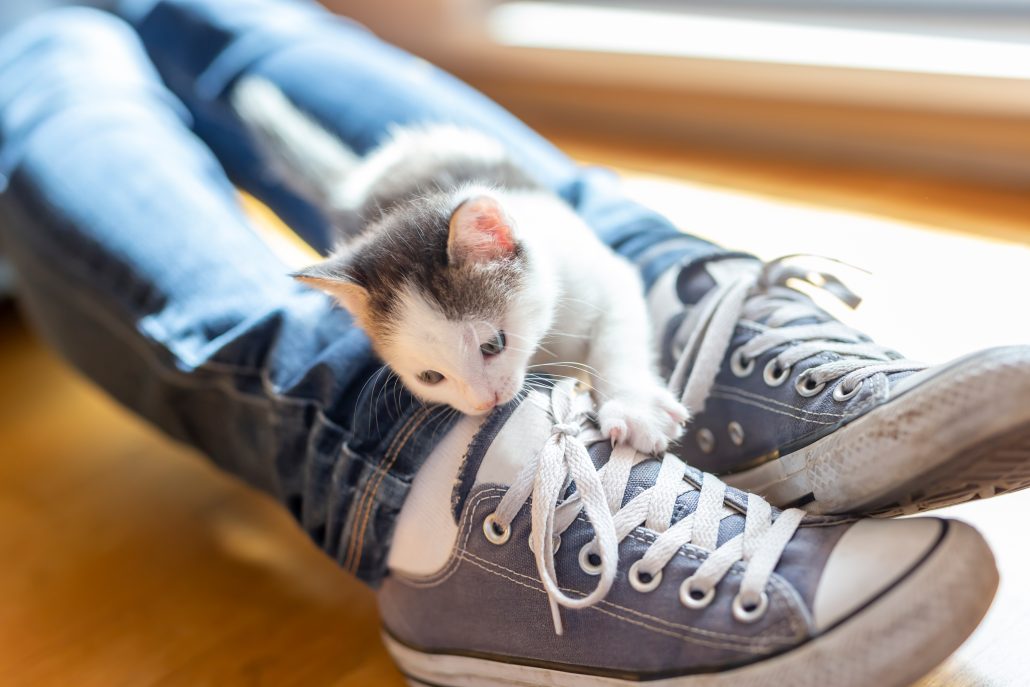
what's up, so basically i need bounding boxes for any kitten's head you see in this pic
[294,189,554,416]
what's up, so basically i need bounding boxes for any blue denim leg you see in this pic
[0,8,458,585]
[121,0,731,286]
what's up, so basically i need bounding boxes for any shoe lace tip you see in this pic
[549,598,564,636]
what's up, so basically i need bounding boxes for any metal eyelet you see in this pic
[727,421,745,447]
[794,373,826,398]
[730,348,755,377]
[628,560,663,593]
[832,380,863,402]
[482,513,511,545]
[679,576,716,609]
[696,428,715,454]
[732,592,769,623]
[578,542,603,576]
[763,359,791,387]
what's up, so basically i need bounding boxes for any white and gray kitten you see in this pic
[232,78,686,453]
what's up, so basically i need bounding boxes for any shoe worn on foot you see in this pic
[380,381,997,687]
[650,255,1030,515]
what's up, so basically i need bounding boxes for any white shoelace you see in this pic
[667,256,928,413]
[488,383,805,635]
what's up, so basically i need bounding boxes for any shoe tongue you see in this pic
[449,387,556,521]
[676,257,761,305]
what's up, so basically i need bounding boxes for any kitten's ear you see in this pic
[447,194,517,265]
[293,259,370,321]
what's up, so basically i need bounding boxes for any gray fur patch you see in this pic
[321,154,539,338]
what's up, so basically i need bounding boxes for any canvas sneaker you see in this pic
[380,380,997,687]
[649,255,1030,516]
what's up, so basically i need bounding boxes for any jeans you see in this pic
[0,0,727,585]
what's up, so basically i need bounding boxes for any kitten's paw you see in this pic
[598,387,689,455]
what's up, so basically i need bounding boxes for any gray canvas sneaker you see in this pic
[649,255,1030,516]
[379,381,997,687]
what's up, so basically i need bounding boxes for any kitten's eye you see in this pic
[417,370,445,385]
[480,331,506,357]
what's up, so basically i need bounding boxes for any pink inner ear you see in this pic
[449,196,516,263]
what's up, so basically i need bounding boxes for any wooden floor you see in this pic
[2,139,1029,685]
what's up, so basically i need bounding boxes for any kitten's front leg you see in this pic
[587,263,688,455]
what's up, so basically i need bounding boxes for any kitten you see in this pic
[232,77,687,453]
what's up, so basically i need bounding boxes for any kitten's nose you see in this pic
[473,394,500,413]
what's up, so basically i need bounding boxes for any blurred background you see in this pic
[330,0,1030,187]
[1,1,1030,685]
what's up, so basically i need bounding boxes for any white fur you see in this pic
[500,189,688,452]
[235,80,689,452]
[380,280,547,416]
[376,180,686,450]
[336,125,509,212]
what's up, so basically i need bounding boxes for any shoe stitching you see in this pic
[708,391,836,425]
[394,488,510,587]
[457,555,796,654]
[710,384,846,418]
[461,548,803,646]
[394,491,807,645]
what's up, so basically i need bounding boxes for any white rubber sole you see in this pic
[725,346,1030,516]
[383,521,997,687]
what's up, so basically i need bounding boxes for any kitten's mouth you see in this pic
[470,401,498,414]
[470,391,508,414]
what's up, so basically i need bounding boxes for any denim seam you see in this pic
[344,406,433,573]
[342,408,421,571]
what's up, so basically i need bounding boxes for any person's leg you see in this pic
[0,7,456,583]
[115,0,733,286]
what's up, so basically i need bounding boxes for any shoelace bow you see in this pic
[667,255,928,413]
[488,383,805,635]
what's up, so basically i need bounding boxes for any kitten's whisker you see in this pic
[541,330,591,340]
[553,295,605,313]
[496,343,539,356]
[525,362,618,403]
[527,360,604,377]
[502,331,559,358]
[361,365,394,435]
[356,364,389,408]
[370,368,402,436]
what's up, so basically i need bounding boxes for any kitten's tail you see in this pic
[230,76,359,209]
